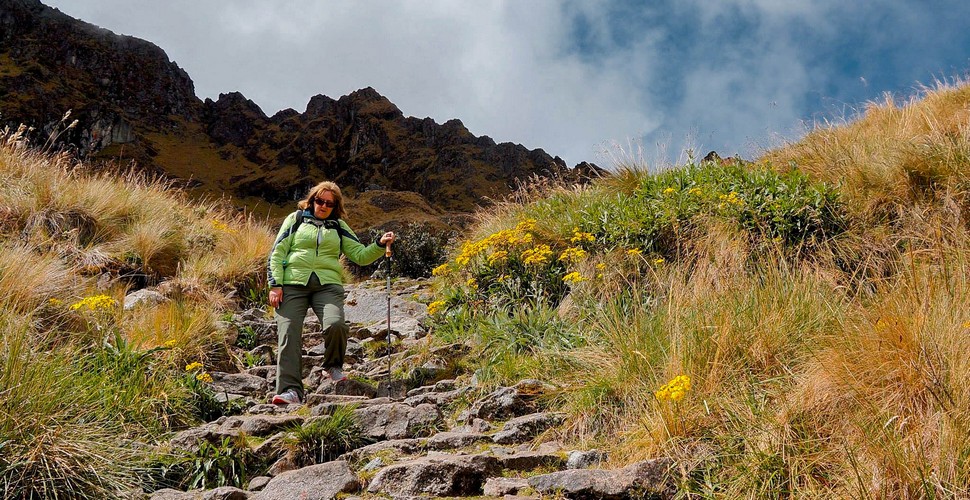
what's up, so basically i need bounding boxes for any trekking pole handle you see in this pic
[381,231,394,257]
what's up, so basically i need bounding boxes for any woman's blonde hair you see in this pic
[298,181,346,219]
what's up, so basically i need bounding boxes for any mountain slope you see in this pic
[0,0,600,224]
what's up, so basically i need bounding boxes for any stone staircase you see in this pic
[148,280,674,500]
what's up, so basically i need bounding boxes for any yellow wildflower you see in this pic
[487,250,509,266]
[563,272,585,284]
[655,375,691,402]
[626,248,642,257]
[69,294,117,312]
[570,229,595,244]
[185,362,203,372]
[432,263,451,276]
[515,219,538,233]
[964,320,970,329]
[688,187,702,196]
[663,187,676,195]
[455,240,483,267]
[558,247,588,263]
[521,245,552,266]
[48,298,63,307]
[427,300,446,315]
[210,219,237,234]
[653,258,665,265]
[466,278,478,290]
[595,263,606,271]
[163,339,178,349]
[196,372,214,383]
[718,191,744,206]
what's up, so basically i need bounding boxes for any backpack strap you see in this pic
[266,210,305,287]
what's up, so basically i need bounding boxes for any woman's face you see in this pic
[313,190,336,219]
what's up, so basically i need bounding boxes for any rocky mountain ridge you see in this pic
[0,0,601,223]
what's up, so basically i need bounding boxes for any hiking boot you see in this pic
[271,389,301,405]
[326,367,347,382]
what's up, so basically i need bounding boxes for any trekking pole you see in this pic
[385,240,393,385]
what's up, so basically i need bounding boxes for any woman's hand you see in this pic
[379,231,396,246]
[269,287,283,308]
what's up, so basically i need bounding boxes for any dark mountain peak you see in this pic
[346,86,385,103]
[2,1,597,218]
[207,92,267,119]
[305,94,337,116]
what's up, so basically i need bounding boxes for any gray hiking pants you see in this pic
[275,273,348,399]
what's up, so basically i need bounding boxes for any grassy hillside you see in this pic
[3,79,969,498]
[0,125,273,497]
[425,81,970,497]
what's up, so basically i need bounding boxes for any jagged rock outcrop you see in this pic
[0,0,604,220]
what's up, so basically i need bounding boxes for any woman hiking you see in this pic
[267,181,394,405]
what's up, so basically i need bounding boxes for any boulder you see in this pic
[483,477,529,497]
[567,449,609,469]
[353,403,442,440]
[497,450,565,472]
[491,412,564,444]
[527,458,675,499]
[124,289,168,310]
[366,453,501,496]
[253,460,359,500]
[424,431,490,450]
[339,438,424,462]
[210,372,270,398]
[461,379,553,422]
[225,414,303,436]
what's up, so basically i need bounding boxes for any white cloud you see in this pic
[39,0,970,169]
[46,0,664,167]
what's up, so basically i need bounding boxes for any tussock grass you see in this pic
[0,127,275,497]
[428,81,970,496]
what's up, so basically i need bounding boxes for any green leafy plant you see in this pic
[182,362,243,422]
[177,436,261,490]
[284,405,369,466]
[235,325,258,350]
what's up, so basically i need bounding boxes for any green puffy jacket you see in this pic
[268,210,385,287]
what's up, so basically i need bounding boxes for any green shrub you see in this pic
[152,436,263,491]
[349,222,457,279]
[284,405,368,466]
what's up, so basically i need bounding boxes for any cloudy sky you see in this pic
[44,0,970,168]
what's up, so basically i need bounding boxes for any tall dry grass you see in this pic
[0,126,274,497]
[429,80,970,497]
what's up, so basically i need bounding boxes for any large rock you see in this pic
[366,453,501,496]
[492,412,564,444]
[344,284,428,329]
[339,438,424,462]
[527,458,675,499]
[483,477,529,497]
[149,487,248,499]
[218,414,304,437]
[462,379,553,422]
[424,431,490,450]
[497,450,565,471]
[124,289,168,310]
[210,372,270,398]
[253,460,359,500]
[167,414,303,450]
[353,403,442,440]
[567,449,609,469]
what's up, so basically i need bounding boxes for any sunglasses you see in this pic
[315,199,336,208]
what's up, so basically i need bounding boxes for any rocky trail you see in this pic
[144,280,674,500]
